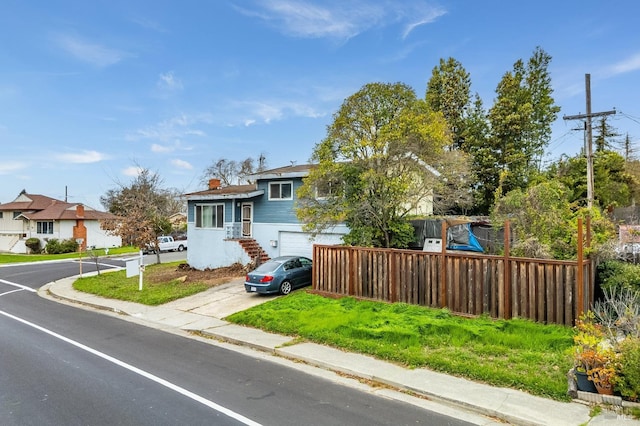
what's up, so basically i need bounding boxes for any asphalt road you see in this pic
[0,258,475,426]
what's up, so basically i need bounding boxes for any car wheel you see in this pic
[279,281,292,295]
[178,245,184,252]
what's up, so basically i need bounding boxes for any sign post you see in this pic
[125,250,145,291]
[139,250,144,291]
[76,238,84,278]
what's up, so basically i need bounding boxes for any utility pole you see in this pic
[563,74,616,208]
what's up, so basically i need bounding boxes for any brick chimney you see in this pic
[76,204,85,217]
[208,178,221,190]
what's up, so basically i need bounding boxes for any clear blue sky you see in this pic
[1,0,639,209]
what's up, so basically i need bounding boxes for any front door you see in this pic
[241,203,253,237]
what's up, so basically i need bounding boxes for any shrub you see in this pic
[614,337,640,402]
[597,260,640,293]
[25,237,41,254]
[45,238,79,254]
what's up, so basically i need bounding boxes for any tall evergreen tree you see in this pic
[425,57,472,149]
[483,46,560,212]
[593,116,620,152]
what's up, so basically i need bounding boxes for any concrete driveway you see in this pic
[161,277,277,319]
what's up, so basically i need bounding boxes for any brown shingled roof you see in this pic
[0,193,116,221]
[0,194,63,211]
[185,184,259,197]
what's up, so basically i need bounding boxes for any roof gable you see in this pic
[0,192,115,221]
[0,193,64,212]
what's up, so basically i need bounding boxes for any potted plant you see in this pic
[572,312,605,393]
[589,364,616,395]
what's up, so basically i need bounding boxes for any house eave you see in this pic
[252,171,309,180]
[186,190,264,201]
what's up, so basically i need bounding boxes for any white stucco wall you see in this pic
[84,221,122,249]
[0,220,122,253]
[187,226,251,270]
[186,221,348,270]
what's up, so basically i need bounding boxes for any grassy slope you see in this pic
[227,290,574,401]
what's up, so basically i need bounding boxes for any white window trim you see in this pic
[37,221,54,234]
[268,181,293,201]
[195,203,225,229]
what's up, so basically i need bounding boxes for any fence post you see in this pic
[348,246,355,296]
[390,250,397,303]
[504,220,512,319]
[440,220,447,308]
[576,218,584,320]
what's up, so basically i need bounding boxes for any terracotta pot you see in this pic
[594,382,614,395]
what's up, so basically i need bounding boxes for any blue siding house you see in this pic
[185,164,347,270]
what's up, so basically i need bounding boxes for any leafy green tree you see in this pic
[472,47,560,213]
[425,57,472,149]
[548,150,635,209]
[492,180,615,259]
[297,82,452,248]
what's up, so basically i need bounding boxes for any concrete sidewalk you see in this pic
[40,274,640,426]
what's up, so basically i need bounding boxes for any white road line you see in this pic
[0,309,263,426]
[0,289,24,297]
[0,278,37,292]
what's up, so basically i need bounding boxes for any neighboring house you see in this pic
[168,212,187,231]
[185,164,348,270]
[0,191,122,253]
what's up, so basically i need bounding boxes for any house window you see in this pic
[13,212,21,219]
[195,204,224,229]
[315,179,340,199]
[37,221,54,234]
[269,181,293,200]
[0,212,3,219]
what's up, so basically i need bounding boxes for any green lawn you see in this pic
[69,259,575,401]
[73,262,210,306]
[0,246,138,264]
[227,290,575,401]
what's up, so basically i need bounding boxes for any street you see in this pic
[0,258,475,425]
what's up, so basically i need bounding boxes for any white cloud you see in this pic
[171,159,193,170]
[605,52,640,77]
[231,99,324,126]
[53,33,129,67]
[127,113,211,142]
[56,150,109,164]
[401,7,447,39]
[0,162,27,174]
[236,0,445,41]
[151,143,173,153]
[122,166,144,177]
[157,71,183,91]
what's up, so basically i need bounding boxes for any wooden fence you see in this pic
[312,219,594,326]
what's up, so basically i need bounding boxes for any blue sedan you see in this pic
[244,256,313,295]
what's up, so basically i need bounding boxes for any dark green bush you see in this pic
[597,260,640,293]
[25,237,41,254]
[45,238,79,254]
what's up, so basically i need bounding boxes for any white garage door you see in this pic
[279,232,344,259]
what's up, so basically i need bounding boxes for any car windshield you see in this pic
[253,261,283,273]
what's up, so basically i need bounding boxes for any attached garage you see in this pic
[279,231,344,259]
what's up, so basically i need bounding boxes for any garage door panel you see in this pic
[279,232,343,258]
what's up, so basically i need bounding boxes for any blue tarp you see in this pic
[447,222,484,253]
